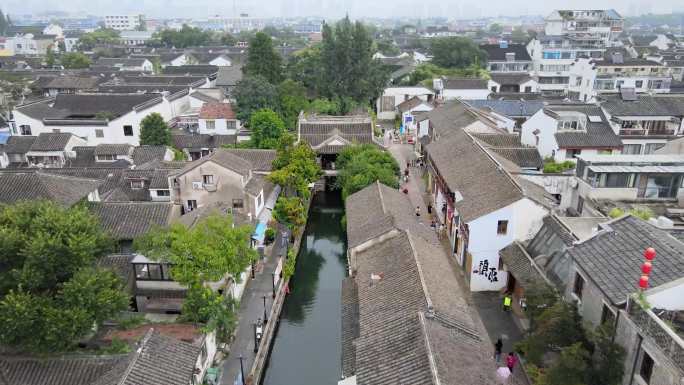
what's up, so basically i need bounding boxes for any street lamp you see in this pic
[262,295,268,324]
[251,261,255,279]
[271,272,276,298]
[238,355,246,385]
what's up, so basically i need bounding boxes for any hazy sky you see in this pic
[3,0,684,20]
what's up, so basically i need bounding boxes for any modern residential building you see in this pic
[520,103,623,162]
[481,42,533,73]
[528,9,624,95]
[104,14,145,31]
[568,52,672,102]
[600,94,684,155]
[562,154,684,215]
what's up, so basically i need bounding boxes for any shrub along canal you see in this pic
[261,191,347,385]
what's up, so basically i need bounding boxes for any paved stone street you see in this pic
[219,228,287,385]
[389,142,530,385]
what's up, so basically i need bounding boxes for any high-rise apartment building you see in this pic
[104,14,145,31]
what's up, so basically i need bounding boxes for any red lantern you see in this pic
[641,261,652,275]
[639,275,649,289]
[644,247,656,261]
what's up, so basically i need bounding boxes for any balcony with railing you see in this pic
[626,296,684,373]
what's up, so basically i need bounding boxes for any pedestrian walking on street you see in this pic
[506,352,518,374]
[415,206,421,216]
[502,293,512,312]
[427,203,432,214]
[496,367,511,385]
[438,223,445,239]
[494,338,503,362]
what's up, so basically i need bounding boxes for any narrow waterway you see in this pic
[262,191,347,385]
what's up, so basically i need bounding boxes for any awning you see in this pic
[252,222,267,242]
[589,165,684,173]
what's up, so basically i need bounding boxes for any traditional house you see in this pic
[464,99,545,130]
[396,96,433,135]
[215,64,244,97]
[42,76,100,96]
[0,327,218,385]
[169,148,277,218]
[376,86,434,121]
[341,182,496,385]
[297,114,375,173]
[0,171,102,205]
[95,57,154,72]
[13,93,181,146]
[90,202,176,252]
[197,102,240,135]
[520,103,623,162]
[24,132,87,168]
[172,134,237,160]
[425,112,548,291]
[0,135,37,167]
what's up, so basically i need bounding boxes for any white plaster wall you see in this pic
[442,89,491,100]
[209,57,232,66]
[521,110,559,158]
[646,281,684,310]
[467,204,515,292]
[511,197,547,241]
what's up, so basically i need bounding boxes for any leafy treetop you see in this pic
[140,112,171,146]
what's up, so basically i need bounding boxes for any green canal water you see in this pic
[262,191,347,385]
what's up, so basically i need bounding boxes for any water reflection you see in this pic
[262,191,347,385]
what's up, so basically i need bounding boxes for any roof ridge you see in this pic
[376,180,387,215]
[405,230,434,312]
[114,329,154,385]
[417,312,442,385]
[464,130,524,196]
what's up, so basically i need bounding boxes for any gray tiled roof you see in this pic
[600,95,684,117]
[0,171,102,206]
[132,145,170,166]
[97,57,148,67]
[45,76,99,90]
[569,215,684,305]
[480,43,532,61]
[0,354,132,385]
[95,143,134,156]
[98,254,135,292]
[173,148,253,178]
[489,72,533,85]
[0,136,36,154]
[220,148,277,172]
[397,96,428,112]
[172,134,236,150]
[427,129,523,222]
[499,242,547,288]
[443,77,488,90]
[215,64,244,86]
[17,93,163,121]
[471,133,543,169]
[418,100,479,138]
[345,182,494,385]
[89,202,173,240]
[28,132,75,152]
[341,277,359,378]
[299,115,373,153]
[162,65,219,76]
[546,105,623,149]
[464,99,545,117]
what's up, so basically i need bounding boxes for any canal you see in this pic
[262,191,347,385]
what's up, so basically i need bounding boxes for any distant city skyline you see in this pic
[3,0,684,20]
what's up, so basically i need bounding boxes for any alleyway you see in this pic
[389,142,530,385]
[219,229,286,385]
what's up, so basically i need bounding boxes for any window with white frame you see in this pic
[205,120,216,130]
[203,174,214,184]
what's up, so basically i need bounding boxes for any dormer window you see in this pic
[96,154,116,162]
[130,180,144,189]
[505,52,515,62]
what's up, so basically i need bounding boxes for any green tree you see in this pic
[134,214,256,338]
[249,109,286,149]
[140,112,171,146]
[376,38,400,56]
[234,75,279,122]
[244,32,283,84]
[46,47,56,67]
[269,135,322,197]
[317,18,389,104]
[0,201,125,352]
[155,25,212,48]
[0,9,10,36]
[588,324,626,385]
[545,343,590,385]
[511,27,529,44]
[220,32,237,46]
[489,23,504,35]
[309,98,342,115]
[77,28,120,50]
[273,196,307,231]
[60,52,91,69]
[286,46,324,96]
[336,144,400,199]
[277,79,308,129]
[430,37,487,69]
